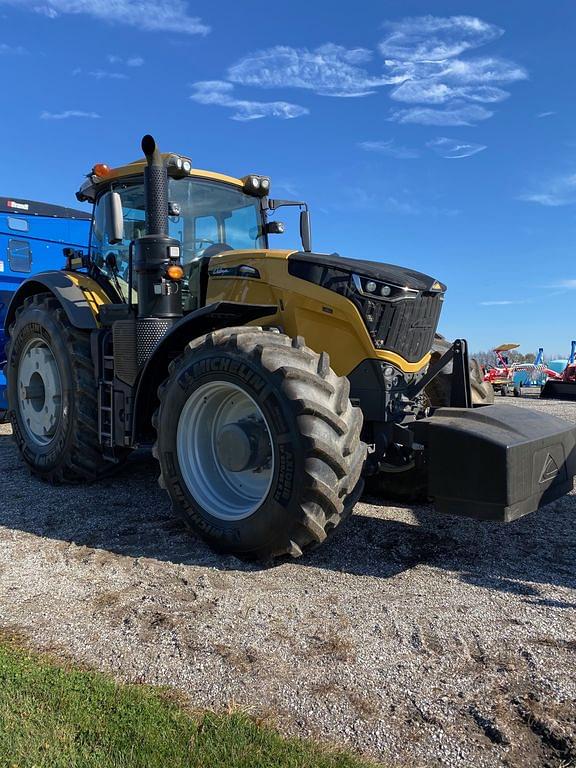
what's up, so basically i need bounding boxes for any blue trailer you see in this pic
[0,197,91,419]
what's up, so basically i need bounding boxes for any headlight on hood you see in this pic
[352,274,419,302]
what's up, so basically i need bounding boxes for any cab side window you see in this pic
[91,185,146,299]
[225,204,262,249]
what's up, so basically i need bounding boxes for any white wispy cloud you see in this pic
[381,16,527,125]
[390,103,493,126]
[360,135,486,159]
[0,42,27,54]
[40,110,101,120]
[479,299,528,306]
[427,137,487,158]
[389,79,509,105]
[551,279,576,289]
[537,110,555,119]
[228,44,390,97]
[107,54,144,67]
[274,180,301,197]
[190,81,308,121]
[330,185,459,217]
[74,53,144,80]
[358,139,420,159]
[519,173,576,207]
[379,15,503,61]
[74,69,129,80]
[219,16,524,126]
[0,0,209,35]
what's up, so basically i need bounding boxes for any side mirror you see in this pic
[300,210,312,253]
[102,191,124,244]
[265,221,285,235]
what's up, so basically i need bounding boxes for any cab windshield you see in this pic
[169,177,266,260]
[91,176,266,307]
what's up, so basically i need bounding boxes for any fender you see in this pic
[132,301,277,442]
[4,271,113,333]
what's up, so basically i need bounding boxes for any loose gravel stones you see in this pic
[0,394,574,767]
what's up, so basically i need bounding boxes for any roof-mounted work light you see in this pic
[242,175,270,197]
[167,154,193,178]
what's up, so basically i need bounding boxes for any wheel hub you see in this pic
[176,381,274,520]
[17,339,62,446]
[216,421,271,473]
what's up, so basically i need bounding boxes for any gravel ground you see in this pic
[1,395,575,768]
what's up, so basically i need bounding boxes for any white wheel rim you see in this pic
[176,381,274,520]
[17,337,62,446]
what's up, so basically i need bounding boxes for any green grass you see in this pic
[0,638,377,768]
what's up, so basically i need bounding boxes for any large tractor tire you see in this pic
[5,292,126,483]
[153,327,366,560]
[364,334,494,503]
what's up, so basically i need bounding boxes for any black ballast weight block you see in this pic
[540,380,576,401]
[416,404,576,522]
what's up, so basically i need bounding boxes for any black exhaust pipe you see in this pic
[133,134,183,365]
[134,134,182,319]
[141,134,168,238]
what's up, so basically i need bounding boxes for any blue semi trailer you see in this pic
[0,197,91,419]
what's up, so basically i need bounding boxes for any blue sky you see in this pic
[1,0,575,355]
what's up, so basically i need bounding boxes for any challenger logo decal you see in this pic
[539,453,559,484]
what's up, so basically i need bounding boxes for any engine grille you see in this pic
[287,258,444,364]
[356,293,443,363]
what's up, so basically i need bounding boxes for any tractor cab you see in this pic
[79,157,293,312]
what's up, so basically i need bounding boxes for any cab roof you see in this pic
[77,153,244,203]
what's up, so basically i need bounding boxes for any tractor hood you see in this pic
[287,251,445,364]
[288,251,446,294]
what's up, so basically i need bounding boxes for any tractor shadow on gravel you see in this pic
[1,431,575,600]
[311,495,576,603]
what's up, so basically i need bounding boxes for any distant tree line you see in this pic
[471,350,537,366]
[471,350,570,366]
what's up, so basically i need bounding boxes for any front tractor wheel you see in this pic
[153,328,366,560]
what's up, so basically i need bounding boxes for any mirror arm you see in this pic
[268,199,307,212]
[268,199,312,252]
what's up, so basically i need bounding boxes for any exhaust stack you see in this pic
[142,134,168,238]
[133,135,183,366]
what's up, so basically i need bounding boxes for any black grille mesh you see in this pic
[356,293,442,363]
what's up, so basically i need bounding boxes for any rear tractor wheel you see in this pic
[5,292,128,482]
[153,327,366,560]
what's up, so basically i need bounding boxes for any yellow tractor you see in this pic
[4,136,576,559]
